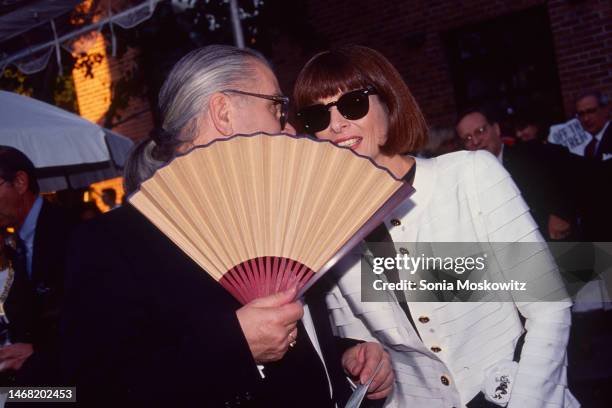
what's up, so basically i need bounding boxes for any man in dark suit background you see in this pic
[573,91,611,241]
[455,108,576,240]
[564,90,612,408]
[0,145,76,384]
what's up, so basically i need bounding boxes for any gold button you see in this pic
[399,247,409,255]
[418,316,430,323]
[431,346,442,353]
[440,375,450,386]
[390,219,401,226]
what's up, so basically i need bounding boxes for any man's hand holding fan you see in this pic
[236,286,302,363]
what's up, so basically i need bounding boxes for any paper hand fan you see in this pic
[129,133,414,304]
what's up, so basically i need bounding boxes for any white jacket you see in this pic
[326,150,579,408]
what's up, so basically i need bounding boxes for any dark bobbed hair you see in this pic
[0,145,39,194]
[294,45,428,155]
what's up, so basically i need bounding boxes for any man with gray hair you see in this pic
[575,90,611,161]
[60,45,392,408]
[573,90,612,241]
[568,91,612,407]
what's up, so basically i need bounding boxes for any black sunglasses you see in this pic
[222,89,290,130]
[297,86,378,133]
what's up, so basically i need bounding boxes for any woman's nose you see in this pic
[329,107,349,133]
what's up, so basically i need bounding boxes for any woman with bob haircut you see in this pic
[294,45,577,408]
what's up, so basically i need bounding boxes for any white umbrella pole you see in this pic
[229,0,245,49]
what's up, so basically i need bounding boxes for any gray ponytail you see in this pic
[124,45,271,195]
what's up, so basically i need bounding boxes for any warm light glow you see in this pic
[70,1,124,214]
[89,177,125,212]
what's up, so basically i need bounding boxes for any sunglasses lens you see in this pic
[297,88,374,133]
[337,90,370,120]
[297,106,330,133]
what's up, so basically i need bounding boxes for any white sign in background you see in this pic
[547,118,592,156]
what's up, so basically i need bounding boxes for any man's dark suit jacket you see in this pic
[578,124,612,241]
[4,200,76,349]
[2,200,77,389]
[59,205,361,408]
[502,141,580,239]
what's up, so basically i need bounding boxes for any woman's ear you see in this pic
[208,93,233,136]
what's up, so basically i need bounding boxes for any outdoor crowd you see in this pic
[0,44,610,408]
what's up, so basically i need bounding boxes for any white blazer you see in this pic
[326,150,579,408]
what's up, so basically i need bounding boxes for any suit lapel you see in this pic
[30,201,51,285]
[598,123,612,160]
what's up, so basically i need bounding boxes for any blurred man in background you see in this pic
[456,108,574,240]
[0,145,76,386]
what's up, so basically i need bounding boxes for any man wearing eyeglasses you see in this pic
[567,91,612,407]
[575,91,611,161]
[60,45,392,408]
[455,108,575,241]
[455,109,504,159]
[570,91,612,242]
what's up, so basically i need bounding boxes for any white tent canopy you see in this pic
[0,0,82,44]
[0,0,250,76]
[0,90,133,192]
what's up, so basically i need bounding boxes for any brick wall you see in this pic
[73,33,153,142]
[270,0,611,127]
[72,1,611,133]
[73,34,113,125]
[548,0,612,114]
[105,46,154,141]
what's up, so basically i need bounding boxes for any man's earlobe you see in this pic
[493,123,501,137]
[209,93,234,136]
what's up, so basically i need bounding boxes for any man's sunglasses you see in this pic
[222,89,290,130]
[297,86,378,133]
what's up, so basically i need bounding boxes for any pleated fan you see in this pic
[129,133,414,304]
